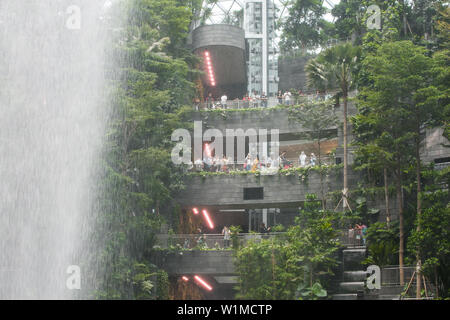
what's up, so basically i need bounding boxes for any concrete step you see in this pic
[379,294,400,300]
[332,294,358,300]
[345,246,367,250]
[343,248,367,258]
[343,248,366,271]
[344,271,367,282]
[379,285,405,295]
[339,282,365,293]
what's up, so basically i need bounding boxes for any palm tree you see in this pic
[305,43,361,210]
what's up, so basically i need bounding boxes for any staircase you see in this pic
[333,246,367,300]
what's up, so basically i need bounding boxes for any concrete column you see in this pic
[262,0,268,95]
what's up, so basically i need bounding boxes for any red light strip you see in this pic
[182,276,189,282]
[204,143,211,157]
[192,208,199,215]
[204,51,215,86]
[202,209,214,229]
[194,275,212,291]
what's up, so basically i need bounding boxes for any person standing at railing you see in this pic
[348,225,355,246]
[250,91,258,108]
[243,94,250,108]
[221,93,228,109]
[194,158,203,171]
[266,155,272,168]
[221,155,229,172]
[203,156,212,172]
[270,152,279,169]
[280,151,292,169]
[222,226,231,248]
[206,93,214,109]
[194,98,200,111]
[277,90,283,105]
[260,155,267,170]
[260,222,271,234]
[251,156,260,172]
[211,155,219,172]
[355,223,363,246]
[361,223,368,246]
[260,92,268,108]
[310,153,317,166]
[299,151,307,167]
[284,91,292,106]
[197,227,206,248]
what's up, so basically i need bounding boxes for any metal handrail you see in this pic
[194,93,338,110]
[155,232,285,249]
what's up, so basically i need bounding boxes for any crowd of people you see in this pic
[200,91,269,110]
[196,89,334,110]
[187,150,320,173]
[347,223,368,246]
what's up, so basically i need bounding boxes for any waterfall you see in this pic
[0,0,113,299]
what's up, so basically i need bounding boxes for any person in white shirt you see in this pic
[222,226,231,248]
[194,158,203,171]
[221,94,228,108]
[310,153,317,166]
[284,91,291,105]
[186,160,193,171]
[299,151,307,167]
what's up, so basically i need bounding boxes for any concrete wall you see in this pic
[176,168,399,223]
[191,24,247,98]
[192,24,245,51]
[278,55,312,92]
[421,128,450,164]
[154,250,235,276]
[192,107,341,136]
[177,169,354,210]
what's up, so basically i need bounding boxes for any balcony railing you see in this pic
[189,159,337,174]
[157,230,359,250]
[155,232,284,249]
[194,94,337,111]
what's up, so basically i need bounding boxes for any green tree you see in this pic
[280,0,332,52]
[289,100,340,208]
[356,40,445,292]
[234,195,340,300]
[408,167,450,298]
[90,0,197,299]
[306,42,361,211]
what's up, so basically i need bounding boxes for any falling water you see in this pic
[0,0,114,299]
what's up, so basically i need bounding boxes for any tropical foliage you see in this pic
[234,195,341,300]
[88,0,197,299]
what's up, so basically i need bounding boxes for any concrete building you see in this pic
[188,0,290,98]
[154,97,449,299]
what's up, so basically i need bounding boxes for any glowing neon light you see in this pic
[192,208,199,215]
[204,144,211,157]
[182,276,189,282]
[202,209,214,229]
[194,275,212,291]
[204,51,215,86]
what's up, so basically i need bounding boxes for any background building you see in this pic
[188,0,291,98]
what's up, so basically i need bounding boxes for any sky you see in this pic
[324,0,342,22]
